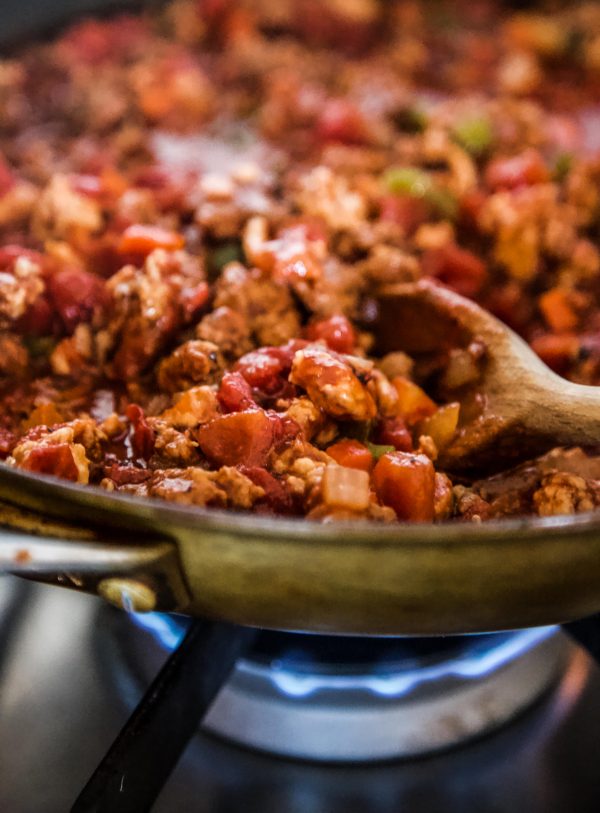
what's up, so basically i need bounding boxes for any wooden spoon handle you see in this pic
[528,380,600,448]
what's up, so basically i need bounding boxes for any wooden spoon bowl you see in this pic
[376,280,600,473]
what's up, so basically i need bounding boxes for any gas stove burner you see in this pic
[101,613,568,763]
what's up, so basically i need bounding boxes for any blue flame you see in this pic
[130,612,559,701]
[131,611,186,650]
[269,626,558,698]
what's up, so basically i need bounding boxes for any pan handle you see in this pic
[0,505,192,613]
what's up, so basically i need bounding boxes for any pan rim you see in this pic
[0,462,598,546]
[0,4,599,553]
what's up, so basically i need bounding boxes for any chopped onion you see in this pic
[420,402,460,450]
[322,464,370,511]
[440,348,481,390]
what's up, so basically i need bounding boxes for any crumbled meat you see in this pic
[453,485,492,522]
[433,473,454,520]
[102,249,205,379]
[533,471,599,517]
[160,385,218,429]
[31,175,102,240]
[284,397,324,441]
[151,421,198,466]
[214,263,301,346]
[1,0,600,525]
[157,340,223,393]
[196,306,252,358]
[0,333,29,378]
[0,255,44,327]
[147,465,263,509]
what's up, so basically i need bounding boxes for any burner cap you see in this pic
[100,613,568,763]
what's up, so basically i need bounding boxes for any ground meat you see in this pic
[284,397,324,441]
[533,471,599,517]
[160,385,218,429]
[294,166,367,233]
[214,263,301,346]
[434,473,454,521]
[31,175,102,240]
[147,465,263,509]
[196,306,252,359]
[357,245,420,289]
[157,340,223,393]
[0,333,29,378]
[0,255,44,327]
[102,249,205,380]
[151,421,198,466]
[453,486,492,522]
[2,0,600,525]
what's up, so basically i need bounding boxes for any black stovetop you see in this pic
[1,576,599,813]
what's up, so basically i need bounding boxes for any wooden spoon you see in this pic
[376,279,600,473]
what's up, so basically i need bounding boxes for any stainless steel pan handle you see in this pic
[0,505,191,613]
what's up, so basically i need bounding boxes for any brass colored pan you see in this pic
[1,465,600,636]
[0,0,599,637]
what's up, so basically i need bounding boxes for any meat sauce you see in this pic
[1,0,600,522]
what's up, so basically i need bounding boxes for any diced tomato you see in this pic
[286,217,328,244]
[305,314,356,354]
[530,333,579,374]
[0,245,44,272]
[0,428,16,459]
[126,404,155,461]
[112,303,178,380]
[61,20,119,64]
[316,99,368,145]
[422,244,487,298]
[47,268,108,333]
[103,464,153,486]
[198,0,233,23]
[372,451,435,522]
[234,345,297,395]
[460,189,486,226]
[70,174,103,198]
[134,166,173,190]
[217,371,256,412]
[379,194,430,234]
[196,409,275,467]
[20,443,80,482]
[70,170,128,203]
[15,295,55,337]
[392,377,437,424]
[80,234,127,279]
[293,0,377,53]
[539,288,579,333]
[326,439,374,472]
[198,0,252,44]
[181,281,210,321]
[238,465,295,514]
[484,282,534,334]
[267,411,301,448]
[133,166,198,213]
[61,17,147,65]
[373,416,413,452]
[0,155,15,198]
[117,225,185,257]
[485,149,549,191]
[546,114,583,154]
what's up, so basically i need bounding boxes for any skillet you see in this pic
[0,0,600,638]
[2,458,600,635]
